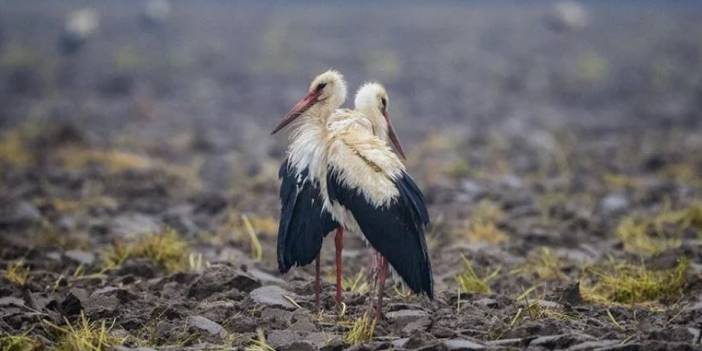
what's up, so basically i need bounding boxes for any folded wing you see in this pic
[277,159,338,273]
[325,127,433,298]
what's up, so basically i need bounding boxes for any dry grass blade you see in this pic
[245,328,275,351]
[344,313,377,345]
[242,214,263,261]
[344,269,370,294]
[582,258,689,304]
[455,256,500,294]
[4,260,30,286]
[44,312,123,351]
[0,333,40,351]
[101,227,191,273]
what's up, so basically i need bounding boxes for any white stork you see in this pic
[325,84,432,318]
[272,70,346,310]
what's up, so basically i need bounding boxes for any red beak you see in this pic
[384,111,406,160]
[271,90,320,135]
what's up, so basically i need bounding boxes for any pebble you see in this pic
[64,249,95,265]
[443,338,486,350]
[187,315,225,336]
[249,285,298,310]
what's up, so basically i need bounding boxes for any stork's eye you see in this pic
[380,97,387,109]
[316,83,327,91]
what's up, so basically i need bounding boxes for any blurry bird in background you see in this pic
[60,8,99,55]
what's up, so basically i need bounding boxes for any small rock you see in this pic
[593,343,642,351]
[402,318,432,335]
[290,318,317,332]
[268,330,304,350]
[64,250,95,265]
[460,180,484,200]
[387,309,429,325]
[567,340,621,351]
[280,341,315,351]
[248,268,287,286]
[529,333,595,349]
[57,292,83,316]
[684,300,702,312]
[601,193,629,213]
[557,282,583,305]
[443,338,485,350]
[112,346,157,351]
[386,309,432,335]
[392,338,409,349]
[486,338,524,348]
[162,207,200,237]
[188,266,261,299]
[250,286,298,310]
[187,315,225,336]
[0,296,25,307]
[111,213,160,238]
[404,331,439,350]
[260,307,292,325]
[260,307,292,329]
[499,174,523,189]
[533,300,563,309]
[688,328,700,345]
[0,200,41,226]
[473,298,498,308]
[46,252,62,261]
[92,287,138,303]
[117,259,158,278]
[309,333,341,350]
[228,315,257,333]
[320,338,345,351]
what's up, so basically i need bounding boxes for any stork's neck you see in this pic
[358,108,388,143]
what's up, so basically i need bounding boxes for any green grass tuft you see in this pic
[582,258,689,305]
[3,261,30,286]
[45,312,123,351]
[455,256,500,294]
[102,227,191,273]
[0,334,40,351]
[344,313,376,345]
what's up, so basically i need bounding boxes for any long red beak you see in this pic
[271,91,320,135]
[384,111,406,160]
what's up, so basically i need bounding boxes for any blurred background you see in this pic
[1,1,702,348]
[3,0,702,291]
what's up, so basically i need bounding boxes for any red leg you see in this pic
[335,228,344,307]
[315,254,321,311]
[375,256,388,321]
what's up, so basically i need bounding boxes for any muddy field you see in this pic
[1,1,702,350]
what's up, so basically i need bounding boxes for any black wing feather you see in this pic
[327,170,433,298]
[277,160,338,273]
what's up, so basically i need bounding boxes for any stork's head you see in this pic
[272,70,347,134]
[354,82,406,159]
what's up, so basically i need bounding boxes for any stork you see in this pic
[325,84,432,318]
[273,73,432,317]
[272,70,345,310]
